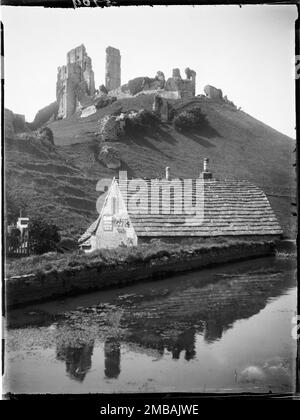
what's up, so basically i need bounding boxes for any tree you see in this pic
[28,217,61,255]
[6,227,21,252]
[5,190,28,225]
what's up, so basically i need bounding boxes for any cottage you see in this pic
[78,162,282,252]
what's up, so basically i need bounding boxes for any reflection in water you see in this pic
[51,261,296,382]
[117,264,295,361]
[56,342,94,382]
[6,258,296,391]
[204,318,227,343]
[168,328,196,361]
[104,338,121,379]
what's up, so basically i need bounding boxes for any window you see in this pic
[112,197,117,215]
[103,216,113,231]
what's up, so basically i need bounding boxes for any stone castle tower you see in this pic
[56,44,95,119]
[105,46,121,92]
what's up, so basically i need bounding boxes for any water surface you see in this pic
[4,257,297,394]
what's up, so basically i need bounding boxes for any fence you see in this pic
[6,243,30,258]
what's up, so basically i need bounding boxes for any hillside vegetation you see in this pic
[5,95,296,241]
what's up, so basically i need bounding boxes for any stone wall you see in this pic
[152,94,171,122]
[56,44,95,119]
[165,67,196,99]
[203,85,223,101]
[105,46,121,92]
[4,108,26,137]
[107,67,195,101]
[4,109,15,137]
[31,102,59,129]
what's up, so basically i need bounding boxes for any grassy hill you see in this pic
[5,95,296,242]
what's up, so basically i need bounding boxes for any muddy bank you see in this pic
[5,241,276,308]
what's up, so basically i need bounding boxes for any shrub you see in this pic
[38,127,54,145]
[28,216,61,255]
[124,109,159,133]
[173,106,206,131]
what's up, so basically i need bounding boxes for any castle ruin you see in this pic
[164,67,196,99]
[105,46,121,92]
[56,44,198,120]
[56,44,95,119]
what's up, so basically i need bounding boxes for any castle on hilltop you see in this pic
[56,44,198,119]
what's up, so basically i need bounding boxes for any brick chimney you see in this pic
[200,158,212,179]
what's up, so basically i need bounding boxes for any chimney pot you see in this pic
[165,167,171,181]
[203,158,209,172]
[200,158,212,180]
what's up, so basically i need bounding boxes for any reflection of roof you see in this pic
[79,177,282,242]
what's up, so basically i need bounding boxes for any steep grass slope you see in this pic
[6,95,296,240]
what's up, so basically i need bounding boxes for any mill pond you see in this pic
[4,256,297,394]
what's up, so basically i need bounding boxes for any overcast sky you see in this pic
[1,5,297,138]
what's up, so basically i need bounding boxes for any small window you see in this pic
[103,216,113,231]
[112,197,117,215]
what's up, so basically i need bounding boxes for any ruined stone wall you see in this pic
[152,95,171,122]
[105,46,121,92]
[203,85,223,101]
[4,108,26,137]
[56,45,95,119]
[165,68,196,100]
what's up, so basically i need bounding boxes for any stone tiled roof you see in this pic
[78,217,100,244]
[79,177,282,243]
[117,178,282,237]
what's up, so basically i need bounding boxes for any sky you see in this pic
[1,4,297,138]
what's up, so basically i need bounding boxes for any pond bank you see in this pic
[5,240,276,308]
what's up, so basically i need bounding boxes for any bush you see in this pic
[28,216,61,255]
[124,109,159,133]
[173,106,206,131]
[38,127,54,145]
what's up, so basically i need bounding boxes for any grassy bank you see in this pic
[5,238,276,279]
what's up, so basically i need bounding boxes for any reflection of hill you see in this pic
[119,263,295,354]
